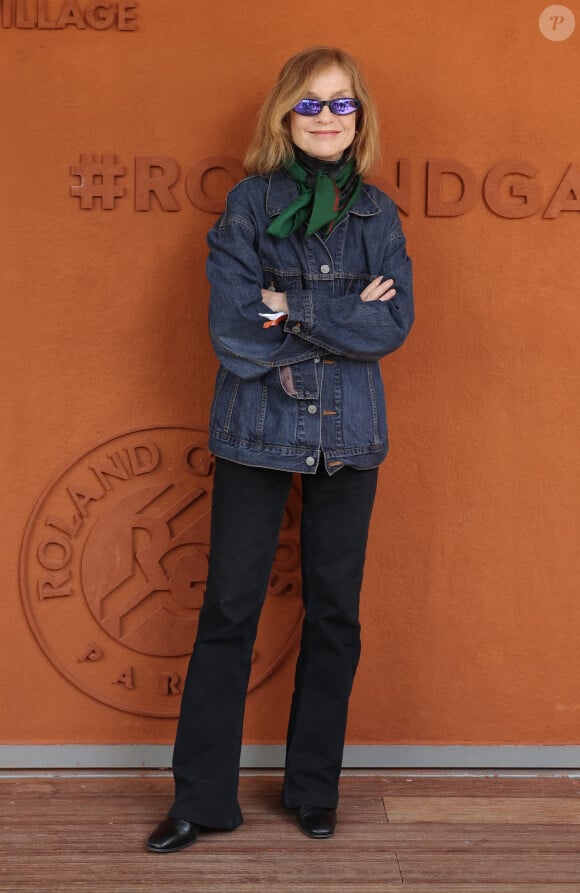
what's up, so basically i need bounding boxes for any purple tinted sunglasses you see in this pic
[293,98,361,116]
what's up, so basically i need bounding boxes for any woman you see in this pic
[147,45,413,853]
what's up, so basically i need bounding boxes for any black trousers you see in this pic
[169,456,378,829]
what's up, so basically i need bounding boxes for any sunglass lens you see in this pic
[329,98,360,115]
[293,99,321,116]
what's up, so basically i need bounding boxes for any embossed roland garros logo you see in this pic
[19,427,303,717]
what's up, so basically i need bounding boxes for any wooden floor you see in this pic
[2,771,580,892]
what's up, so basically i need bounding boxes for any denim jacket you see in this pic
[206,169,414,475]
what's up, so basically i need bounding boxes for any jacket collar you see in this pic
[265,169,382,219]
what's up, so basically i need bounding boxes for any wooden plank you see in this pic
[4,880,580,893]
[0,885,539,893]
[398,853,580,884]
[5,773,580,802]
[376,775,580,797]
[375,823,580,853]
[0,853,402,890]
[383,796,580,823]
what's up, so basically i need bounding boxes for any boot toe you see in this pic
[147,817,199,853]
[296,806,336,839]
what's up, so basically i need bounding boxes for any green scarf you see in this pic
[267,151,362,239]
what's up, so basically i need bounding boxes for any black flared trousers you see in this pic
[169,456,378,829]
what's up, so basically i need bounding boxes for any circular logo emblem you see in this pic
[539,5,575,41]
[19,427,303,717]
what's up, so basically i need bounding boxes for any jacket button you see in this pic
[292,324,301,334]
[320,264,330,273]
[307,405,317,415]
[305,456,316,467]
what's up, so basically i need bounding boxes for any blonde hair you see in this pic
[244,46,380,177]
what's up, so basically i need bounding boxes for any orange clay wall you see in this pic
[2,0,580,748]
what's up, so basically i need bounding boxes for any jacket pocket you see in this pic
[210,368,270,444]
[278,358,320,400]
[279,366,298,397]
[209,367,238,435]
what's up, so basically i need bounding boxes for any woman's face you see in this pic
[289,64,357,162]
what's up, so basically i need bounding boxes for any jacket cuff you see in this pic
[284,289,313,337]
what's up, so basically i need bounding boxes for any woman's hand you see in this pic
[261,288,289,314]
[360,276,396,302]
